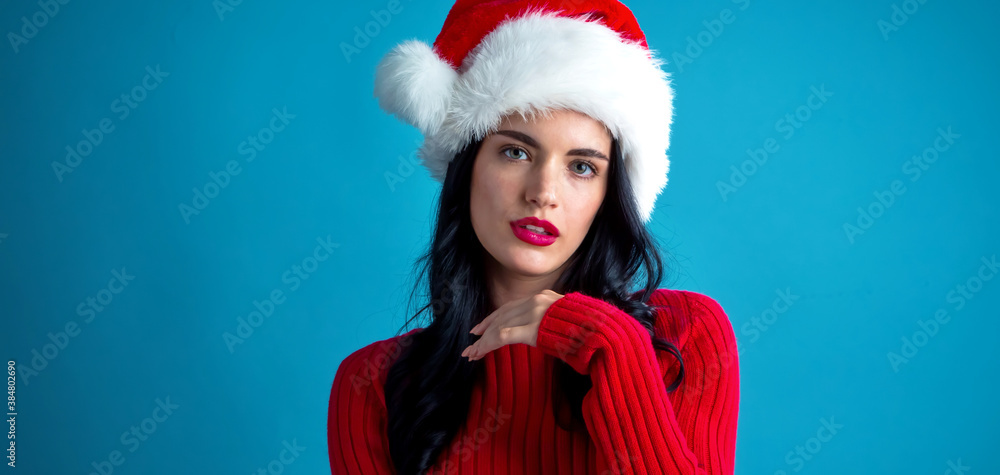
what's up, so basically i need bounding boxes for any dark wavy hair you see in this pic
[383,132,685,474]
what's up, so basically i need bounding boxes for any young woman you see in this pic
[328,2,740,474]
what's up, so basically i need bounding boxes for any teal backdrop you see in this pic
[2,0,997,473]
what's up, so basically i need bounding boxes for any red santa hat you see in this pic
[373,0,674,223]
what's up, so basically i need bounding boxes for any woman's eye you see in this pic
[572,162,595,176]
[503,147,527,160]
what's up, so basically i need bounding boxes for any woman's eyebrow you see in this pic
[495,130,539,148]
[494,129,609,162]
[567,148,609,162]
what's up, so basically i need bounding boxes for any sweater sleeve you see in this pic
[533,290,740,474]
[327,341,398,475]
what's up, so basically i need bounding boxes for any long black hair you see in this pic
[383,132,685,474]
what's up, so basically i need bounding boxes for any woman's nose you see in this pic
[525,158,561,209]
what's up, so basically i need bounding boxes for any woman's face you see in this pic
[470,108,612,281]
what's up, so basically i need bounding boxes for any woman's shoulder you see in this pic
[645,288,735,348]
[330,327,423,403]
[647,288,728,316]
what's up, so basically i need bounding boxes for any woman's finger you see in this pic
[463,325,501,360]
[471,306,503,335]
[473,293,540,334]
[467,324,536,361]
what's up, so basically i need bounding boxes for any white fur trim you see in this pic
[374,39,458,136]
[378,11,674,223]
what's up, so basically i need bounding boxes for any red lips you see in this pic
[509,216,559,247]
[511,216,559,236]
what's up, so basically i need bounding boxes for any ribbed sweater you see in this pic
[327,288,740,474]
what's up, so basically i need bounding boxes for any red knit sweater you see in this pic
[327,288,740,474]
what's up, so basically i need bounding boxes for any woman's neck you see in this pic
[483,253,569,310]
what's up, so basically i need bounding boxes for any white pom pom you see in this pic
[374,40,458,136]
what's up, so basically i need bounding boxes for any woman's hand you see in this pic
[461,289,564,361]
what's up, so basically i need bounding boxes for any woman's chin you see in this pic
[498,254,563,277]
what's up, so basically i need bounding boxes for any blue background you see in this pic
[2,0,997,473]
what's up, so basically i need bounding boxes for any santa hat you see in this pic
[373,0,674,223]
